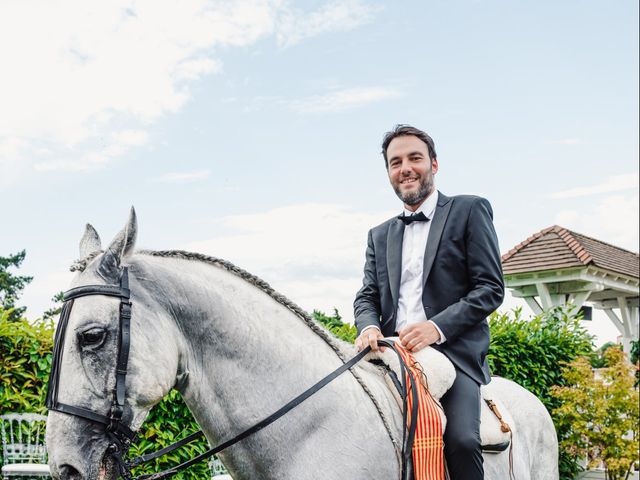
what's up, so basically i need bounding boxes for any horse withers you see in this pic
[45,209,559,480]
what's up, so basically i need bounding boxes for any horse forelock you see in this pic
[70,250,104,272]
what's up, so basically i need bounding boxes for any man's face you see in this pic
[386,135,438,210]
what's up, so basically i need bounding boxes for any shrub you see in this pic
[313,309,357,343]
[488,306,595,480]
[551,348,639,480]
[0,309,53,413]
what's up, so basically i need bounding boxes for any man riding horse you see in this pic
[354,124,505,480]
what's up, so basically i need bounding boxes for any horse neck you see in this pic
[137,254,350,440]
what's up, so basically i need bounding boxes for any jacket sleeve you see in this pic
[430,197,504,342]
[353,229,383,335]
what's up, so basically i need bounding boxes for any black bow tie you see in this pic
[398,211,429,225]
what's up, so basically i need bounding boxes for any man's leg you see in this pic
[440,370,483,480]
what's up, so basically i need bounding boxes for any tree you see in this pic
[43,291,65,321]
[591,342,621,369]
[551,348,640,480]
[0,250,33,320]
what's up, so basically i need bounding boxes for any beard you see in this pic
[393,173,434,206]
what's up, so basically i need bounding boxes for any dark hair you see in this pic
[381,124,437,168]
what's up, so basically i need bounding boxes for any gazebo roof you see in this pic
[502,225,639,279]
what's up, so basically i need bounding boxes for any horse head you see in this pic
[46,209,185,480]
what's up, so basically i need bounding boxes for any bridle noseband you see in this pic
[46,267,137,473]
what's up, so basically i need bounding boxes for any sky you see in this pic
[1,0,638,347]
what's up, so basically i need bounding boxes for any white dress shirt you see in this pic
[362,190,446,343]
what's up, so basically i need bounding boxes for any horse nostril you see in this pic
[59,464,83,480]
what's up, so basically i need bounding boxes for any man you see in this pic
[353,125,504,480]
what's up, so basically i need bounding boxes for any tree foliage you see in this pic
[0,250,33,320]
[551,348,639,480]
[312,308,357,343]
[42,291,64,321]
[487,306,595,479]
[0,308,53,413]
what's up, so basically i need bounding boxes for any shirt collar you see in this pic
[402,190,438,219]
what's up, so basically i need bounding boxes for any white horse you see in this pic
[46,210,559,480]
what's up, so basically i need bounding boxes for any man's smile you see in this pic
[401,176,419,185]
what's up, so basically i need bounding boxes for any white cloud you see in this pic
[183,203,395,322]
[151,170,211,184]
[555,193,639,251]
[290,86,402,113]
[276,0,379,47]
[550,172,638,199]
[33,130,149,172]
[0,0,379,178]
[553,138,582,145]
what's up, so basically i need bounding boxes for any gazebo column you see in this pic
[568,291,592,310]
[523,297,543,315]
[596,297,639,353]
[535,283,569,309]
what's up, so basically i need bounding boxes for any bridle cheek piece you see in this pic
[46,267,137,477]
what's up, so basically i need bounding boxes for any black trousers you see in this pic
[439,369,483,480]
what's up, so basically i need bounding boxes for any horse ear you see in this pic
[98,207,138,278]
[79,224,102,259]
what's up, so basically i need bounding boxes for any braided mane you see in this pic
[73,249,350,359]
[141,249,352,360]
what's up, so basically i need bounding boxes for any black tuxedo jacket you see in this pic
[353,192,504,385]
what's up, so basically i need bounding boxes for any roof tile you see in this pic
[502,225,639,278]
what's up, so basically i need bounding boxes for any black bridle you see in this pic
[46,268,137,476]
[46,268,419,480]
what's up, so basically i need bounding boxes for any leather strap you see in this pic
[134,346,373,480]
[131,340,422,480]
[52,403,136,441]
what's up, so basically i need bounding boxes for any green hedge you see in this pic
[0,308,53,414]
[487,306,594,480]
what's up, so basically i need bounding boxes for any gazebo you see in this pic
[501,225,639,352]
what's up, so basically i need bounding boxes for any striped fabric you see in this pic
[396,344,445,480]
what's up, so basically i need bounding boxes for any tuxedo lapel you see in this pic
[423,192,452,286]
[386,218,404,308]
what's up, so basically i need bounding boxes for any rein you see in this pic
[46,269,420,480]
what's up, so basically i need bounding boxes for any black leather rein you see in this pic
[46,268,419,480]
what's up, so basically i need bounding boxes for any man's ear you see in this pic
[431,157,439,175]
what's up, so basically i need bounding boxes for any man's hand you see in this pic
[355,327,385,352]
[399,322,440,352]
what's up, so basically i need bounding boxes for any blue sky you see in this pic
[1,0,638,346]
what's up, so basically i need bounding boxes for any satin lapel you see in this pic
[423,192,453,286]
[386,219,404,308]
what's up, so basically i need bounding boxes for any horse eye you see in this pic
[78,328,107,348]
